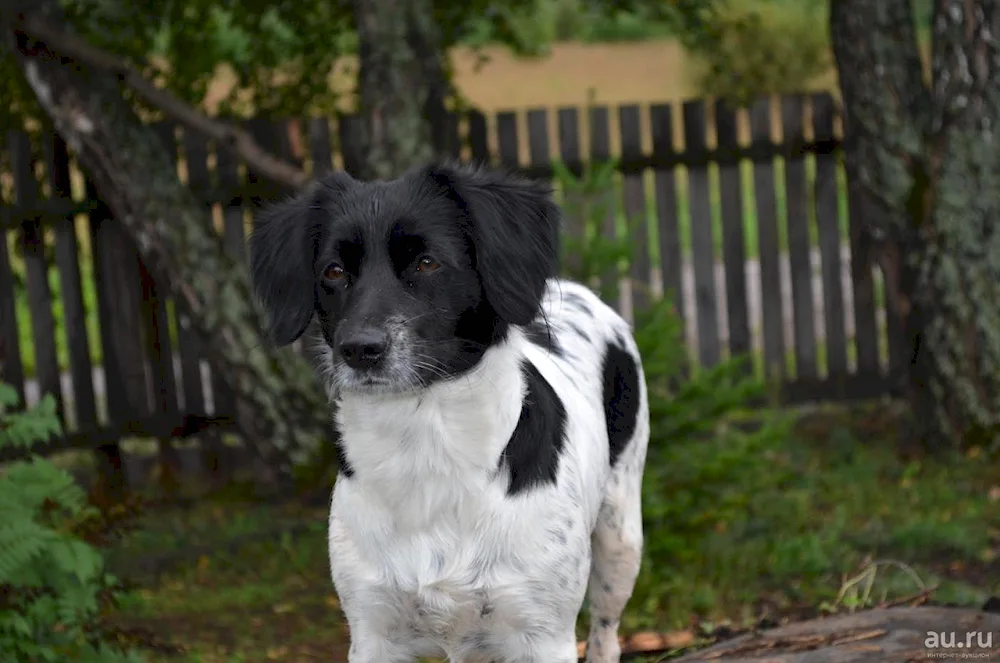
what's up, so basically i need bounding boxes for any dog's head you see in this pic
[248,162,560,394]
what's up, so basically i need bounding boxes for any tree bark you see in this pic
[354,0,445,180]
[831,0,1000,449]
[3,1,329,483]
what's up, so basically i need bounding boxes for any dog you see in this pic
[248,162,650,663]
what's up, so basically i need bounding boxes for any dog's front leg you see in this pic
[497,632,579,663]
[345,621,416,663]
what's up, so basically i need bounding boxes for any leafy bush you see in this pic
[690,0,831,105]
[0,384,143,662]
[552,161,793,626]
[461,0,676,56]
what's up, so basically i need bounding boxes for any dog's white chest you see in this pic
[331,486,577,658]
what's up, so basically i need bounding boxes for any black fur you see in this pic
[602,342,639,467]
[524,320,563,356]
[502,361,567,496]
[248,173,355,346]
[247,162,561,391]
[335,442,355,478]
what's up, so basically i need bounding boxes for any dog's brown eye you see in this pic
[416,256,440,273]
[323,263,346,281]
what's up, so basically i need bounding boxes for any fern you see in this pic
[0,382,145,661]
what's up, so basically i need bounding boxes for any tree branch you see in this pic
[6,10,310,190]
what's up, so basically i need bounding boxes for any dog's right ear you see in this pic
[248,172,355,346]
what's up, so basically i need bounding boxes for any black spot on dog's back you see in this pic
[602,342,639,467]
[524,319,563,356]
[501,361,567,496]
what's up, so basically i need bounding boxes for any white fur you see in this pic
[326,278,650,663]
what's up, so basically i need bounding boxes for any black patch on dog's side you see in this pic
[501,361,567,496]
[524,320,563,356]
[602,341,639,467]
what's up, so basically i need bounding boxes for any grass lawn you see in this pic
[102,404,999,663]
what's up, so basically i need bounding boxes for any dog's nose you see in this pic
[339,330,390,369]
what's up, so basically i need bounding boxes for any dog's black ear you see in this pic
[248,172,355,346]
[424,163,560,326]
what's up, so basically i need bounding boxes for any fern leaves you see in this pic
[0,384,144,661]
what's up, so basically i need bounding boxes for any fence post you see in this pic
[683,100,721,368]
[619,105,652,315]
[782,94,819,382]
[557,107,584,276]
[46,135,99,430]
[467,110,490,165]
[588,105,621,311]
[811,92,850,383]
[11,131,64,417]
[0,151,25,403]
[749,95,787,381]
[715,100,751,371]
[650,104,686,331]
[86,180,134,503]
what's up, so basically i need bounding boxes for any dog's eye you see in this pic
[416,256,441,273]
[322,262,346,281]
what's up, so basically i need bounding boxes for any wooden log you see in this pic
[598,606,1000,662]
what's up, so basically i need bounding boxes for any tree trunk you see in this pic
[354,0,445,180]
[4,1,329,484]
[669,605,1000,662]
[831,0,1000,449]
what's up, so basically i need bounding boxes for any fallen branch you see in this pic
[876,585,937,609]
[7,10,310,190]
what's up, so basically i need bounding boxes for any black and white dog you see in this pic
[248,162,649,663]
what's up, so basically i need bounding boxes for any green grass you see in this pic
[627,410,997,630]
[102,406,998,663]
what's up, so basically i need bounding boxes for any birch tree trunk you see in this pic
[3,0,330,484]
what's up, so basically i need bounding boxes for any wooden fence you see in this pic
[0,91,903,492]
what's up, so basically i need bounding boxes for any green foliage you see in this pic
[462,0,676,56]
[687,0,831,105]
[553,159,636,303]
[0,0,541,125]
[0,384,143,662]
[0,0,687,128]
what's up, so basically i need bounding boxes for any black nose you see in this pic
[339,330,390,369]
